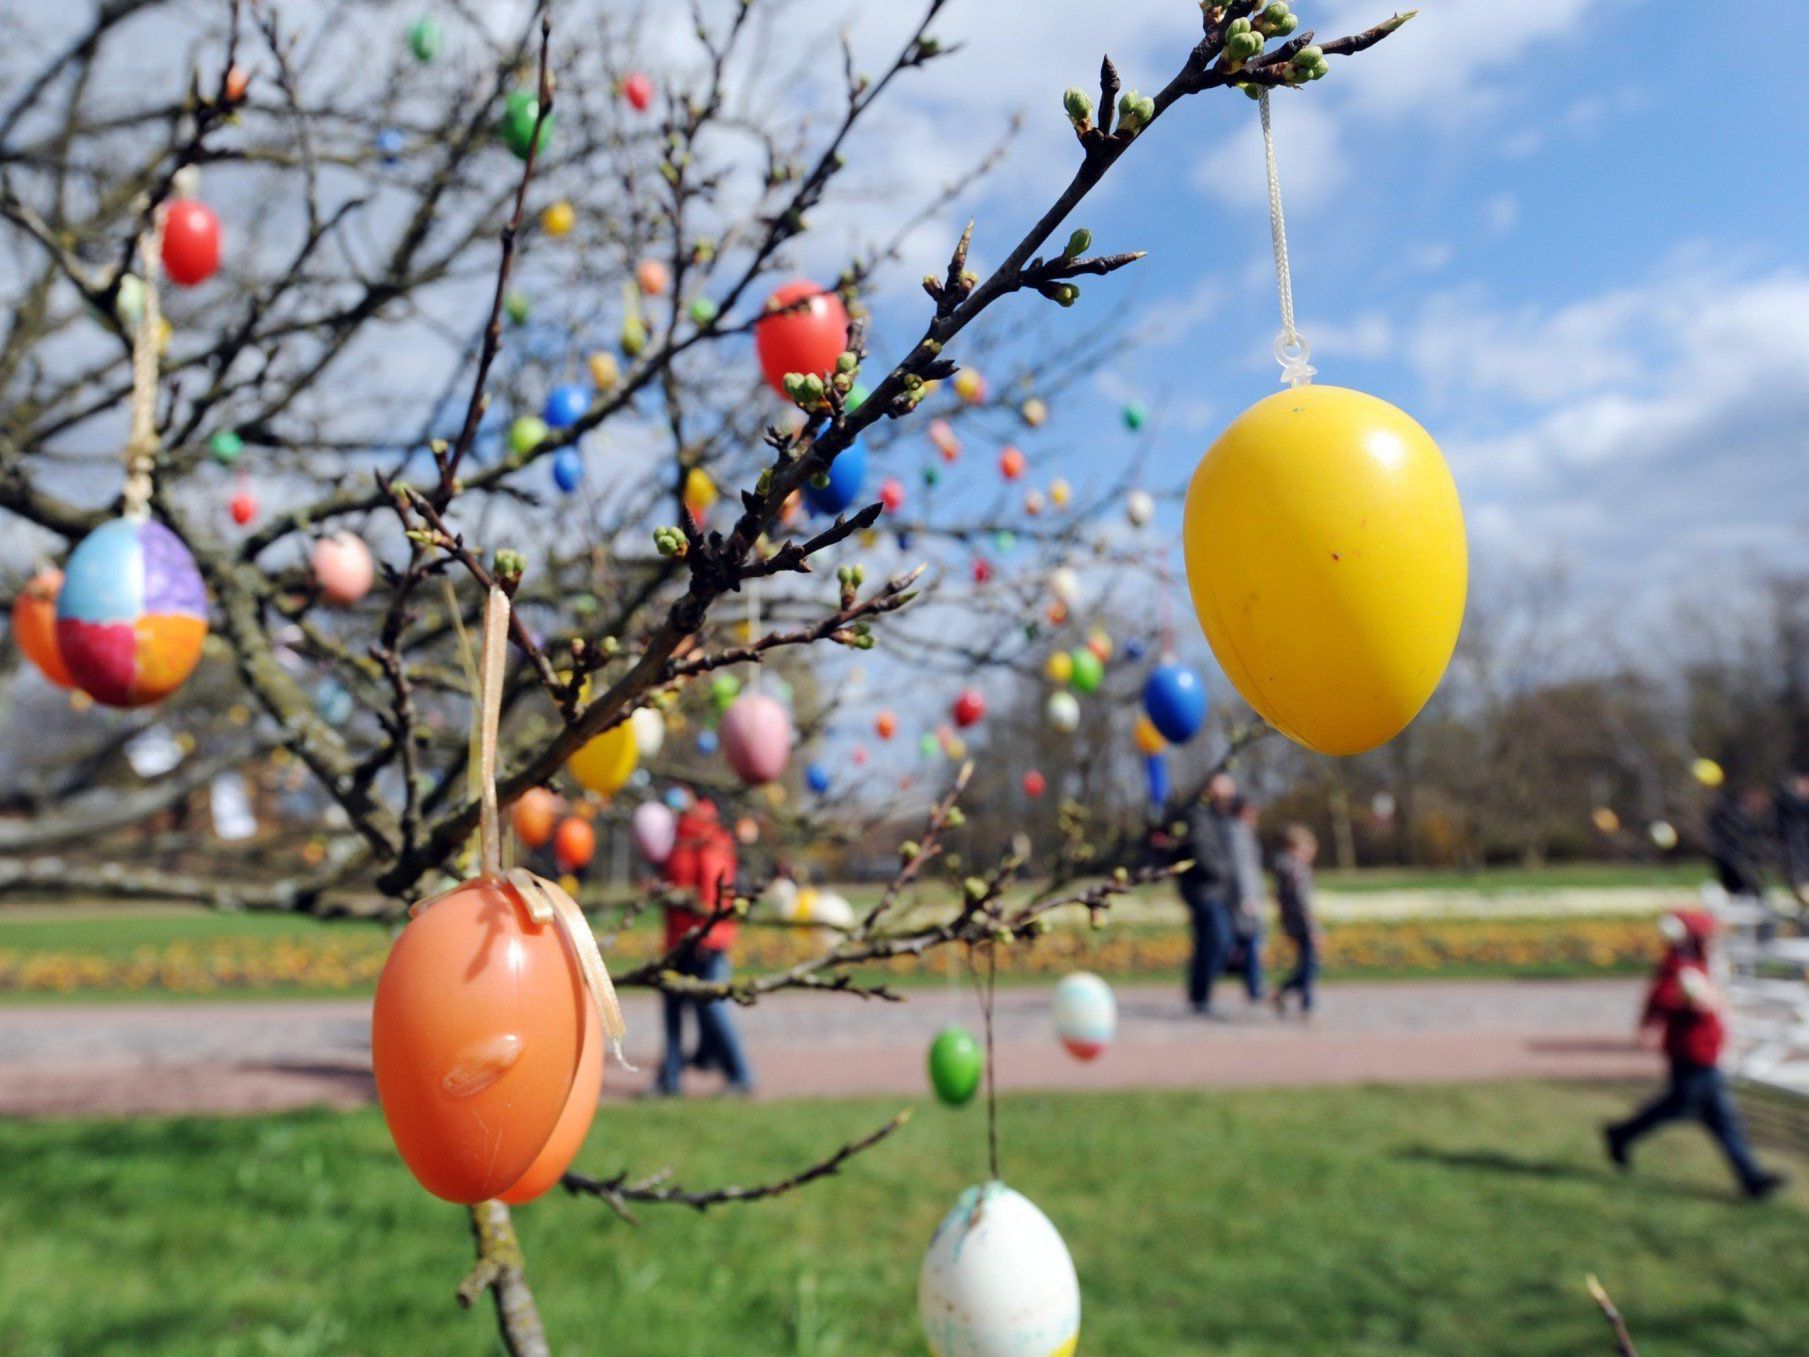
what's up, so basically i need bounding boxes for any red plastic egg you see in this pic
[553,816,596,873]
[11,568,73,688]
[971,557,993,584]
[311,531,375,606]
[754,281,848,396]
[875,710,897,741]
[952,689,985,728]
[371,876,587,1203]
[623,72,654,111]
[161,201,222,287]
[879,477,905,513]
[229,489,257,525]
[1022,770,1047,799]
[999,446,1026,481]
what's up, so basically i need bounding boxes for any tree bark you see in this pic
[461,1201,549,1357]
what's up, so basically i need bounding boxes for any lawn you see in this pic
[1,1082,1803,1356]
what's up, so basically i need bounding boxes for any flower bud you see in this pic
[1290,44,1323,69]
[1063,227,1092,258]
[1054,283,1080,307]
[1063,86,1093,124]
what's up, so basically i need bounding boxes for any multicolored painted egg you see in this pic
[1183,385,1466,756]
[11,568,73,687]
[720,692,791,785]
[311,531,375,606]
[569,720,638,796]
[1052,971,1116,1061]
[371,875,587,1203]
[55,517,207,707]
[631,800,676,864]
[919,1182,1080,1357]
[927,1026,982,1107]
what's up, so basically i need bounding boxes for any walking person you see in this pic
[1169,772,1240,1018]
[1774,768,1809,914]
[1603,909,1786,1199]
[1227,797,1267,1003]
[1271,824,1321,1020]
[653,796,755,1097]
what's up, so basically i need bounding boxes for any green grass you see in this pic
[1,1082,1803,1355]
[1314,860,1702,893]
[0,907,345,960]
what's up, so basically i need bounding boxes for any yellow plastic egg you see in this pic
[683,467,717,513]
[540,200,576,237]
[569,719,638,796]
[1044,651,1073,686]
[1183,385,1465,756]
[1133,714,1166,756]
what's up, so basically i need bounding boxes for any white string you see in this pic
[1259,90,1316,388]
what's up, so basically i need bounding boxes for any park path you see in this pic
[0,977,1656,1117]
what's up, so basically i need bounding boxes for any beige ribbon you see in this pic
[457,587,632,1068]
[123,217,167,519]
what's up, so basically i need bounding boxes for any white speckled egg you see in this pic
[919,1182,1080,1357]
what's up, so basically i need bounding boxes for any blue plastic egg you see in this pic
[542,384,590,430]
[803,439,866,517]
[552,447,583,494]
[1143,662,1208,744]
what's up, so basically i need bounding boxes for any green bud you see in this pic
[688,296,719,325]
[1228,31,1263,60]
[1240,82,1262,100]
[1053,283,1080,308]
[1291,44,1323,69]
[782,373,807,400]
[504,290,531,325]
[836,351,859,374]
[1271,13,1297,35]
[1062,87,1093,124]
[1228,16,1252,34]
[1063,227,1092,258]
[801,373,827,404]
[620,314,647,356]
[944,806,966,828]
[1264,2,1292,22]
[493,549,526,580]
[1308,56,1330,80]
[809,471,830,489]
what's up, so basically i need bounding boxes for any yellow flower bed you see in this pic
[0,914,1660,998]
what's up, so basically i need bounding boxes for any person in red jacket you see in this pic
[1603,909,1785,1198]
[653,797,754,1096]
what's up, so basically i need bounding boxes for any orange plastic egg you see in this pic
[554,816,596,872]
[498,995,602,1204]
[512,787,560,849]
[371,876,587,1203]
[11,568,74,688]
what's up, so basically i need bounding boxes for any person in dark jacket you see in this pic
[1171,772,1240,1017]
[1226,797,1267,1002]
[1271,824,1321,1019]
[1775,770,1809,909]
[1709,786,1770,901]
[1603,909,1785,1199]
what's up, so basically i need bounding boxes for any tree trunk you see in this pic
[463,1200,550,1357]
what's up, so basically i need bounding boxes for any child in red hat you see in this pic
[1604,908,1786,1199]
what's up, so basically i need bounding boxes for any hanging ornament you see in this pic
[998,445,1026,481]
[552,447,583,494]
[1048,566,1080,608]
[498,89,552,160]
[311,531,375,606]
[229,482,257,526]
[1052,971,1116,1061]
[1125,637,1148,661]
[875,710,898,741]
[630,706,665,759]
[803,440,867,517]
[631,800,677,864]
[851,745,870,767]
[586,351,620,390]
[374,589,625,1205]
[542,384,590,430]
[1143,663,1207,744]
[505,289,532,325]
[1021,397,1048,428]
[1044,651,1073,687]
[1184,92,1464,757]
[1591,806,1621,836]
[57,519,207,708]
[754,281,848,396]
[806,762,832,795]
[160,200,221,287]
[540,200,575,237]
[1144,751,1170,810]
[512,787,560,849]
[1049,478,1072,509]
[1132,714,1167,757]
[721,692,791,786]
[569,718,638,796]
[683,466,718,521]
[375,128,406,166]
[952,689,985,729]
[918,731,941,761]
[971,557,993,585]
[11,568,74,688]
[553,817,595,873]
[1045,690,1080,734]
[1125,489,1154,527]
[993,530,1016,554]
[499,997,602,1206]
[1086,630,1113,663]
[1122,400,1147,432]
[622,72,655,111]
[926,1026,982,1107]
[407,17,441,62]
[1649,820,1679,851]
[696,728,719,755]
[928,418,961,461]
[635,258,671,296]
[919,1183,1081,1357]
[1068,648,1103,695]
[509,416,548,455]
[953,368,987,404]
[709,672,741,712]
[879,477,905,513]
[1691,757,1725,788]
[1021,769,1047,799]
[1023,489,1045,517]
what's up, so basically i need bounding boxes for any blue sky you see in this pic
[809,0,1809,652]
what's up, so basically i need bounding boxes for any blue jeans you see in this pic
[656,948,752,1093]
[1612,1061,1766,1191]
[1185,892,1233,1011]
[1232,915,1266,1001]
[1280,929,1318,1010]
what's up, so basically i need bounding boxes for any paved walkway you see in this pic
[0,978,1657,1117]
